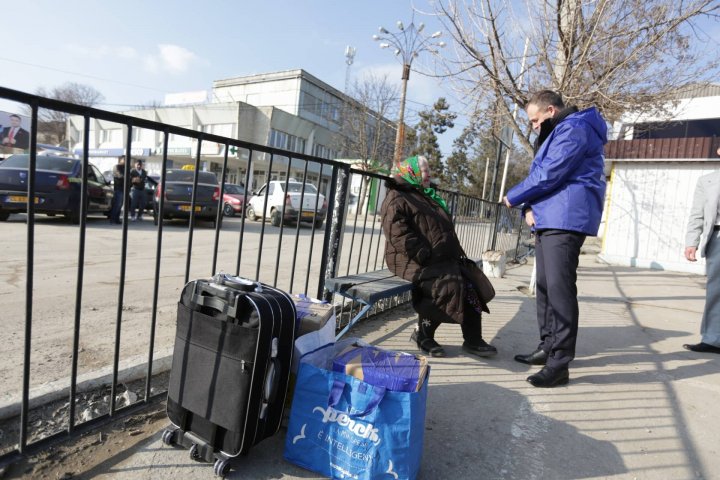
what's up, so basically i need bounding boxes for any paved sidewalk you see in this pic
[43,252,720,479]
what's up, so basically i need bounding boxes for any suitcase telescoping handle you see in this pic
[213,273,263,293]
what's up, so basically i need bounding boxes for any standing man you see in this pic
[503,90,607,387]
[1,114,30,150]
[109,156,126,224]
[129,159,147,221]
[683,146,720,355]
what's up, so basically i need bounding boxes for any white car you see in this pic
[246,180,327,228]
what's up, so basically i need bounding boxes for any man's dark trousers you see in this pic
[534,229,586,369]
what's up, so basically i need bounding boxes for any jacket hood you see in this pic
[571,107,608,144]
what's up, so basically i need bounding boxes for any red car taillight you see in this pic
[322,197,328,209]
[56,175,70,190]
[212,186,220,201]
[155,184,163,200]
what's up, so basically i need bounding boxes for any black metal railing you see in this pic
[0,86,528,465]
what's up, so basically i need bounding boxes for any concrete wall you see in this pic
[600,161,720,273]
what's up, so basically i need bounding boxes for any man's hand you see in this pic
[685,246,698,262]
[503,196,512,208]
[524,209,535,227]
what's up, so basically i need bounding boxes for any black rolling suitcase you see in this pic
[161,273,296,477]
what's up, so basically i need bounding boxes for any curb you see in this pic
[0,348,173,421]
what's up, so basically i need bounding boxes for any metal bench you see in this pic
[324,269,413,339]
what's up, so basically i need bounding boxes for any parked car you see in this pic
[222,183,246,216]
[153,169,220,227]
[0,154,113,223]
[246,180,327,228]
[143,175,158,213]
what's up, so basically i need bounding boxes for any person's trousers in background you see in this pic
[534,229,586,369]
[110,191,124,223]
[130,188,146,219]
[701,231,720,347]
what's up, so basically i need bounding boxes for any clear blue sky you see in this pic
[0,0,461,153]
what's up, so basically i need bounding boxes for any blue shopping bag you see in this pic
[284,342,429,480]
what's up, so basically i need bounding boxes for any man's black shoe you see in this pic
[683,342,720,354]
[462,339,498,358]
[514,348,548,365]
[527,366,569,388]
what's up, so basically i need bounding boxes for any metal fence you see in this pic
[0,86,530,465]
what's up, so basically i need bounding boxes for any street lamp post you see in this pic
[373,20,445,165]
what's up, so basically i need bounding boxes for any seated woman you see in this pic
[380,155,497,358]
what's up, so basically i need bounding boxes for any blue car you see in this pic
[0,154,114,223]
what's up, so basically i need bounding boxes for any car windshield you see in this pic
[165,170,218,185]
[224,184,244,194]
[285,182,317,194]
[0,154,76,173]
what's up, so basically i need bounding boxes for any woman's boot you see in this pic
[411,316,446,357]
[461,312,497,357]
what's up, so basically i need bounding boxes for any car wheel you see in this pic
[270,209,281,227]
[0,211,9,221]
[246,205,257,221]
[223,203,234,217]
[314,217,324,229]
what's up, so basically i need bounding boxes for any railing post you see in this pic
[319,165,349,300]
[490,203,501,251]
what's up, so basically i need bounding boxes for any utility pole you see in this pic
[498,38,529,201]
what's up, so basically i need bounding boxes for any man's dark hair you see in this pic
[527,90,565,110]
[9,114,21,121]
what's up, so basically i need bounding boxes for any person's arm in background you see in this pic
[685,177,706,262]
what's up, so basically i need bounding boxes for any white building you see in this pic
[600,84,720,274]
[67,69,396,193]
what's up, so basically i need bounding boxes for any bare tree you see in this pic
[339,73,399,169]
[32,82,104,145]
[337,74,399,214]
[433,0,720,153]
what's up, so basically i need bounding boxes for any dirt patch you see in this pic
[0,372,170,479]
[1,401,168,480]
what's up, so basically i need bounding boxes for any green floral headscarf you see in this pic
[392,155,449,214]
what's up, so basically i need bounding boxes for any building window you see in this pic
[270,128,306,154]
[132,128,141,142]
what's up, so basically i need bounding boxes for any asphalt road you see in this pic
[0,212,504,416]
[0,213,335,408]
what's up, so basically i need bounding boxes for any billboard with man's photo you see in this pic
[0,111,31,151]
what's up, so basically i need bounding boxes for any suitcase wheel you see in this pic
[189,443,202,462]
[213,458,232,477]
[161,428,177,446]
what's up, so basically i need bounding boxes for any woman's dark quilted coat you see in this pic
[380,178,488,324]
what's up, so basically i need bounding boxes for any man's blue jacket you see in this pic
[506,107,607,236]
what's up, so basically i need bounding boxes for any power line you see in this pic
[0,55,168,93]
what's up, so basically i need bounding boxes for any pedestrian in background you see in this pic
[683,145,720,355]
[129,159,147,221]
[504,90,607,387]
[381,155,497,359]
[109,156,125,224]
